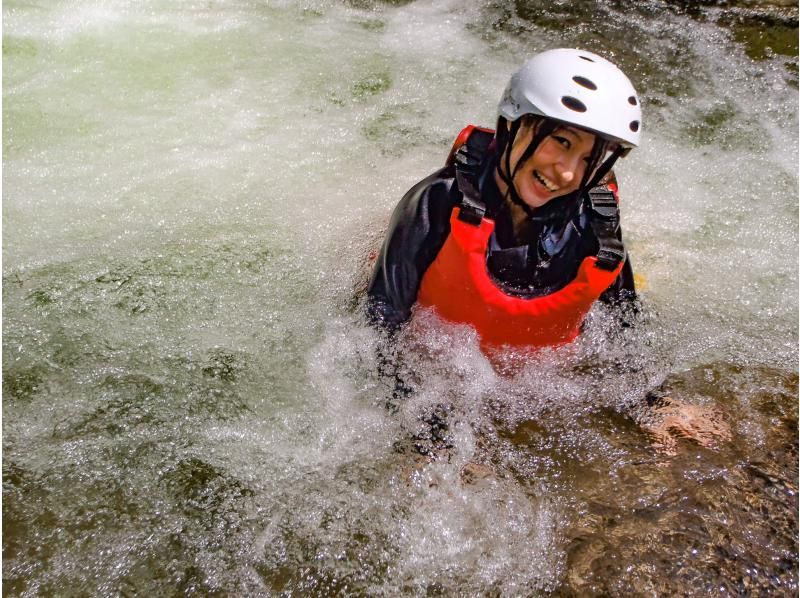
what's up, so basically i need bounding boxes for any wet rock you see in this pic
[488,362,797,595]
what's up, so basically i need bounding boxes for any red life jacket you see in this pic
[416,126,625,351]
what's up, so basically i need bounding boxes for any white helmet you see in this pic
[498,48,642,148]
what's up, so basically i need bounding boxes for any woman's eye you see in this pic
[552,135,570,149]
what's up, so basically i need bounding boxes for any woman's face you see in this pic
[497,121,598,209]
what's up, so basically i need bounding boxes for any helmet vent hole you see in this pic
[573,76,597,90]
[579,56,595,62]
[629,120,640,132]
[628,96,638,106]
[561,96,587,113]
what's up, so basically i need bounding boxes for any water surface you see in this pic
[4,0,798,595]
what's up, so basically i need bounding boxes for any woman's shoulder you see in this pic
[406,165,457,197]
[395,165,460,220]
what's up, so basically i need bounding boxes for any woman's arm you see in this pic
[366,169,459,328]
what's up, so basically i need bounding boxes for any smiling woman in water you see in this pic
[366,48,731,456]
[367,48,639,351]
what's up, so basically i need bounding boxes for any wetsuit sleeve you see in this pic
[366,168,459,328]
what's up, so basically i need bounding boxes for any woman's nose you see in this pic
[558,169,575,184]
[555,155,583,185]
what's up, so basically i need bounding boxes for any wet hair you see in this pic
[580,133,610,189]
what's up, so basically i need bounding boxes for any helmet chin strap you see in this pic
[585,145,625,189]
[496,119,557,220]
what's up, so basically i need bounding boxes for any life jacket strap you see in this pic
[586,187,626,271]
[451,127,494,226]
[454,151,485,225]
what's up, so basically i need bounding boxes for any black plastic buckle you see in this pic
[587,189,618,221]
[596,246,626,271]
[454,145,482,172]
[458,196,485,225]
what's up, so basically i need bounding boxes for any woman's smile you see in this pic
[533,170,561,193]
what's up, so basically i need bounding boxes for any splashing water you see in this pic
[4,0,797,595]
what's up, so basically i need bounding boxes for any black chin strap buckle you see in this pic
[586,187,626,271]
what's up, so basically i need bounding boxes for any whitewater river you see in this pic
[3,0,797,595]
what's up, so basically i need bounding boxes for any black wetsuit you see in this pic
[367,147,636,329]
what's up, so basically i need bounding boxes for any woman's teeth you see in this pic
[534,171,559,192]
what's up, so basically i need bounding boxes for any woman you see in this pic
[367,48,641,351]
[367,49,731,455]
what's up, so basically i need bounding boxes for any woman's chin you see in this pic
[520,191,552,210]
[517,180,557,209]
